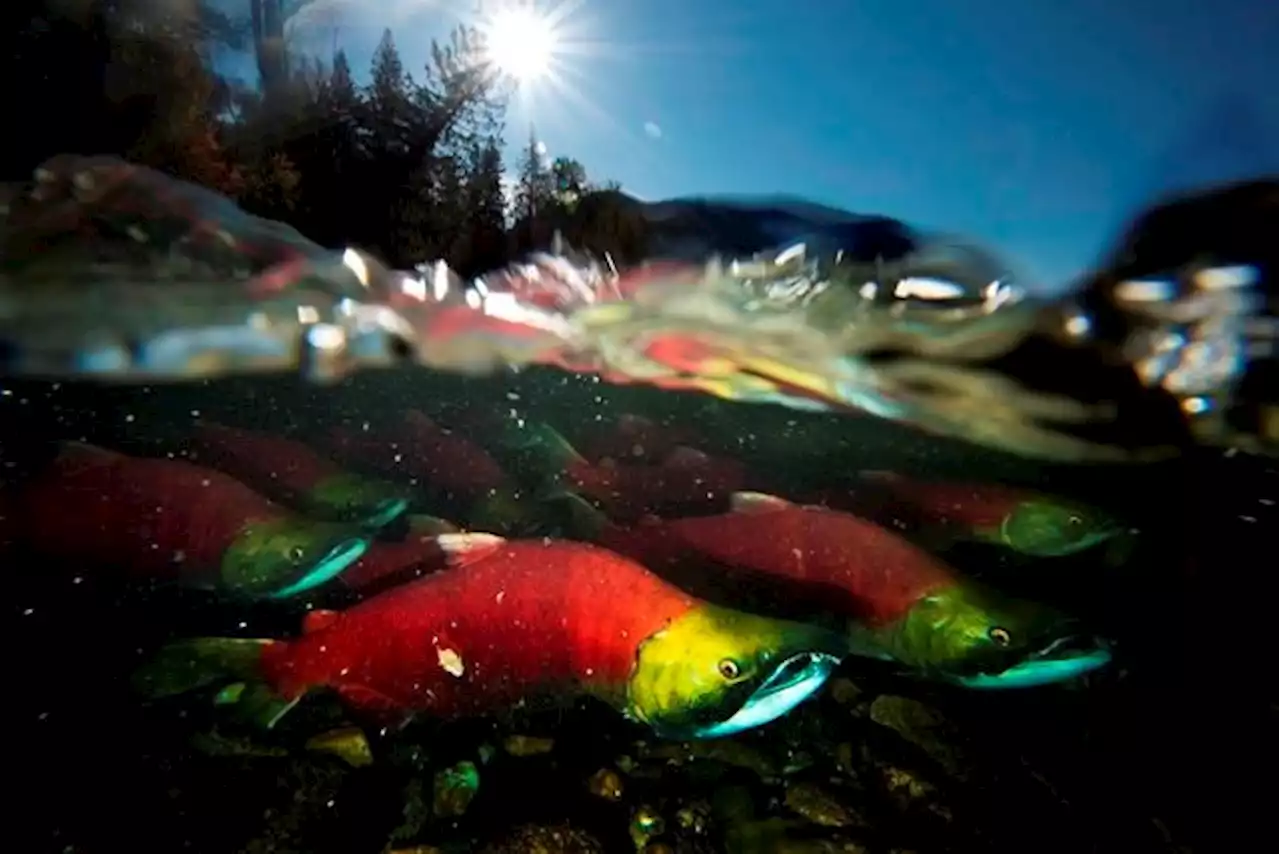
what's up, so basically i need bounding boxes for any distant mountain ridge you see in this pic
[633,194,921,264]
[544,190,1014,302]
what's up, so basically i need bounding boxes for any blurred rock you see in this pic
[879,764,952,824]
[480,822,604,854]
[869,695,970,779]
[629,804,665,849]
[827,678,862,706]
[389,778,430,845]
[834,743,857,777]
[675,801,711,835]
[304,726,373,768]
[725,817,869,854]
[783,781,861,828]
[637,737,780,780]
[188,729,288,759]
[503,734,556,757]
[586,767,624,801]
[432,760,480,818]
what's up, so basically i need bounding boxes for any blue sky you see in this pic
[214,0,1276,290]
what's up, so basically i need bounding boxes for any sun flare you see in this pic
[481,4,560,84]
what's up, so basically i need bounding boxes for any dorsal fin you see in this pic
[614,413,655,436]
[729,491,791,514]
[404,409,438,431]
[302,609,342,634]
[53,440,125,473]
[662,446,709,469]
[406,514,461,535]
[434,532,507,566]
[58,440,121,459]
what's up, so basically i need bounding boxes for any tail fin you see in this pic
[132,637,299,729]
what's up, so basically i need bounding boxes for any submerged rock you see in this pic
[503,734,556,756]
[304,726,374,768]
[869,695,970,779]
[433,760,480,818]
[586,767,625,801]
[629,804,666,849]
[784,781,861,828]
[480,822,604,854]
[188,729,288,759]
[636,737,780,780]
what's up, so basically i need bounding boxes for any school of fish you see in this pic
[1,408,1126,744]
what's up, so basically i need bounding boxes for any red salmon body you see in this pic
[187,422,410,528]
[837,471,1130,560]
[326,410,508,499]
[339,515,462,594]
[260,539,698,721]
[17,443,373,599]
[579,414,704,464]
[189,422,341,495]
[596,494,958,626]
[566,447,747,522]
[845,472,1027,529]
[21,445,283,583]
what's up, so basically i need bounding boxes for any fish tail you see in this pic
[132,637,299,729]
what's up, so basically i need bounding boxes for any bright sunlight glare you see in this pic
[482,5,559,83]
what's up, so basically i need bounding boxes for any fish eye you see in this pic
[988,626,1012,647]
[289,546,305,562]
[717,658,742,680]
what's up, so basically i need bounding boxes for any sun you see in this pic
[480,3,561,84]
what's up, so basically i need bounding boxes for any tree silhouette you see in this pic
[0,0,628,278]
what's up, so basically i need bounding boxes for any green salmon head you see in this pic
[856,583,1112,690]
[306,473,411,530]
[993,499,1130,558]
[626,604,845,739]
[491,421,586,486]
[220,517,371,600]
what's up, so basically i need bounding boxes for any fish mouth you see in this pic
[951,634,1113,690]
[361,497,410,531]
[685,651,842,739]
[268,536,371,600]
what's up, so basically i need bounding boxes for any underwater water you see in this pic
[3,360,1275,854]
